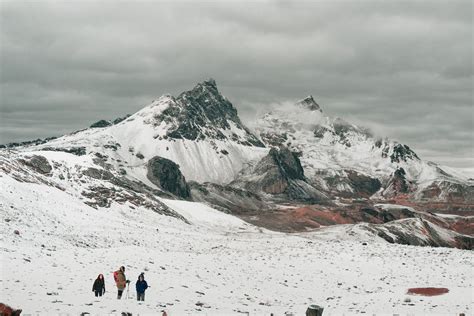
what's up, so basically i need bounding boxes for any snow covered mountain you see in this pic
[1,79,472,251]
[255,95,473,204]
[9,79,268,185]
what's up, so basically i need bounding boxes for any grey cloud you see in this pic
[0,0,472,168]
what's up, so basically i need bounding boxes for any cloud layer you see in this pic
[1,0,472,167]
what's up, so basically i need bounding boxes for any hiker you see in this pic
[136,272,148,301]
[92,274,105,297]
[113,266,127,299]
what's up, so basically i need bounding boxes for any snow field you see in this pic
[1,175,473,315]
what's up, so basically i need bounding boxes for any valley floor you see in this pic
[1,176,473,315]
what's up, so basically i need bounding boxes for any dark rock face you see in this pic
[383,167,411,197]
[154,79,264,147]
[390,144,420,163]
[90,115,131,128]
[21,155,52,175]
[112,114,131,125]
[82,167,114,180]
[268,147,305,182]
[147,156,191,199]
[232,147,327,202]
[90,120,112,128]
[246,147,305,194]
[346,170,382,197]
[296,95,322,112]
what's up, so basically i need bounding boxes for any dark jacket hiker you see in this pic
[92,274,105,297]
[136,273,148,301]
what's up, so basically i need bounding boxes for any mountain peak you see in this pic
[296,95,322,112]
[203,78,217,87]
[150,79,265,147]
[188,78,220,95]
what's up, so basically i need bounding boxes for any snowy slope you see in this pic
[1,173,473,315]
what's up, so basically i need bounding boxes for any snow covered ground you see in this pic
[1,174,473,315]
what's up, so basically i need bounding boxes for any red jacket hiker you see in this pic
[114,266,127,299]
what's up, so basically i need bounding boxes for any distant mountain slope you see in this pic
[255,96,473,203]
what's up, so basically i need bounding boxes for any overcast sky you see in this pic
[1,0,472,168]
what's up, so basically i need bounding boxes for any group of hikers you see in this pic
[92,266,149,301]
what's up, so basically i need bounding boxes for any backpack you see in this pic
[113,271,119,283]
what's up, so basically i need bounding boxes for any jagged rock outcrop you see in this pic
[82,167,114,180]
[383,167,412,198]
[346,170,382,197]
[90,114,132,128]
[296,95,322,112]
[390,144,419,163]
[90,120,112,128]
[147,156,191,199]
[232,147,328,202]
[154,79,264,147]
[20,155,52,175]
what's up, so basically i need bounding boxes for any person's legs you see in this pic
[98,290,102,297]
[117,289,123,299]
[95,291,99,297]
[136,292,140,301]
[142,292,145,301]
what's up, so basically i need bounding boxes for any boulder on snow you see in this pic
[147,156,191,199]
[0,303,22,316]
[306,304,324,316]
[20,155,52,175]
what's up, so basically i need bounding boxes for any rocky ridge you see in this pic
[1,79,472,249]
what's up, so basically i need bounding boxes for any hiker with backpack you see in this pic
[113,266,128,299]
[92,274,105,297]
[136,272,149,301]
